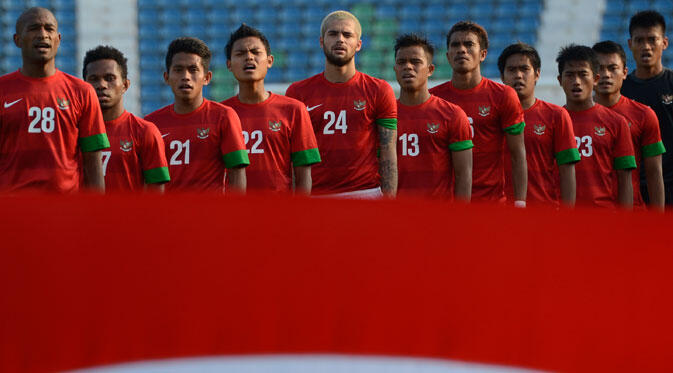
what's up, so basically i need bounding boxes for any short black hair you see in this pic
[225,24,271,60]
[497,42,541,75]
[629,10,667,36]
[394,33,434,60]
[165,37,211,72]
[556,44,598,75]
[447,21,489,50]
[82,45,128,80]
[592,40,627,68]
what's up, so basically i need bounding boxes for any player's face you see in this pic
[446,31,486,74]
[320,18,362,67]
[13,10,60,63]
[595,52,627,96]
[558,60,598,104]
[394,45,434,92]
[164,52,212,102]
[501,54,540,102]
[628,26,669,69]
[227,36,273,83]
[85,59,129,110]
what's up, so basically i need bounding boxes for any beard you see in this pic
[323,45,354,67]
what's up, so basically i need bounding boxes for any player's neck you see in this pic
[324,61,357,83]
[237,80,269,104]
[635,62,664,80]
[174,95,204,114]
[20,60,57,78]
[451,69,482,90]
[399,88,431,106]
[520,95,536,110]
[102,102,125,122]
[565,98,594,112]
[594,91,621,108]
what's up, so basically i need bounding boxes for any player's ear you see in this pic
[479,48,487,62]
[267,54,274,68]
[534,69,541,83]
[355,38,362,53]
[203,70,212,85]
[163,71,169,84]
[13,33,19,47]
[446,51,450,62]
[557,74,562,86]
[319,37,324,49]
[663,36,669,50]
[122,79,130,93]
[428,63,435,77]
[226,60,231,71]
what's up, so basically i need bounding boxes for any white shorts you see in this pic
[314,187,383,200]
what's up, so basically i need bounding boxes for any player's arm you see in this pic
[227,167,246,194]
[452,149,472,202]
[558,163,576,206]
[145,183,165,193]
[644,155,665,210]
[506,132,527,204]
[294,165,312,196]
[617,169,634,208]
[378,125,398,197]
[82,150,105,192]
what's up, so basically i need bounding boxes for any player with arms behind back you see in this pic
[593,40,665,211]
[394,34,473,200]
[222,24,320,195]
[83,45,170,192]
[286,10,398,198]
[430,21,527,206]
[557,45,636,209]
[498,43,580,207]
[145,37,249,193]
[0,7,109,193]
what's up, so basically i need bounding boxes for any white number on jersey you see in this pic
[467,116,475,138]
[399,133,420,157]
[101,151,111,176]
[242,130,264,154]
[323,110,347,134]
[28,106,56,133]
[169,139,190,165]
[575,135,593,157]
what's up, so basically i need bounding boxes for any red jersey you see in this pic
[396,95,473,198]
[221,93,320,193]
[568,104,636,208]
[606,95,666,208]
[102,111,170,192]
[286,71,397,194]
[430,78,525,202]
[145,99,249,192]
[505,99,580,205]
[0,69,109,193]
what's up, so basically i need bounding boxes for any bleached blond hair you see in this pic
[320,10,362,39]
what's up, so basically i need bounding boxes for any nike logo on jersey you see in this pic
[4,98,22,108]
[307,104,323,112]
[161,133,170,138]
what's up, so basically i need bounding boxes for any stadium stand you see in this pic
[600,0,673,71]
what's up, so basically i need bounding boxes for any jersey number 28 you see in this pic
[28,107,56,133]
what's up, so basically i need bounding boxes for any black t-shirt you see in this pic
[622,68,673,185]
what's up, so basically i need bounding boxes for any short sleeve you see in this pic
[220,107,250,169]
[140,121,170,184]
[640,106,666,157]
[448,107,474,152]
[614,115,637,170]
[290,104,321,166]
[375,80,397,129]
[78,84,110,152]
[501,85,525,135]
[285,83,300,102]
[553,108,581,165]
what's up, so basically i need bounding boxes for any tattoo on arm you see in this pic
[378,126,398,196]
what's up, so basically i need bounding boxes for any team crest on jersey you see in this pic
[354,100,366,111]
[57,98,70,110]
[661,94,673,105]
[197,128,210,139]
[268,121,282,132]
[478,105,491,117]
[119,139,133,152]
[594,126,606,136]
[426,123,440,134]
[533,124,546,135]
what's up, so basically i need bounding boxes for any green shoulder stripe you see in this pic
[144,167,170,184]
[642,141,666,158]
[291,148,321,166]
[449,139,474,152]
[222,149,250,168]
[376,118,397,129]
[503,121,525,135]
[614,155,637,170]
[555,148,581,165]
[80,133,110,152]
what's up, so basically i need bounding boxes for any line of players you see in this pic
[1,7,670,210]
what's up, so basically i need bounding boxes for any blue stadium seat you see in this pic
[279,6,302,23]
[400,4,423,20]
[399,18,421,34]
[653,0,673,12]
[627,0,651,14]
